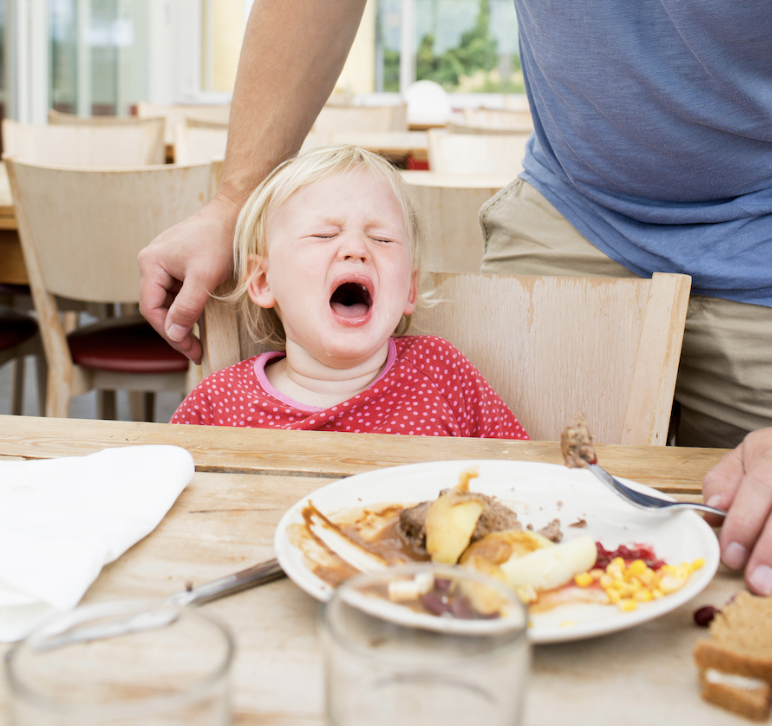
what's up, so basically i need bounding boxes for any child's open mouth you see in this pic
[330,282,372,319]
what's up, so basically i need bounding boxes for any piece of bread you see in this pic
[693,592,772,721]
[698,669,771,722]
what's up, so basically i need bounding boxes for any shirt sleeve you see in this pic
[169,380,214,425]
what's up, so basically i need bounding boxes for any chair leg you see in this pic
[35,354,48,417]
[45,371,71,418]
[98,390,117,420]
[10,356,25,415]
[128,391,156,422]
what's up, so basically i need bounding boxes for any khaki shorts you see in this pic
[479,178,772,449]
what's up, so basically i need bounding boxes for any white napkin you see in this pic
[0,445,195,642]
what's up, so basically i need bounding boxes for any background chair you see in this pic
[3,119,166,167]
[460,108,534,133]
[402,172,509,272]
[311,104,407,143]
[6,158,214,419]
[199,272,690,445]
[173,124,227,164]
[427,129,530,175]
[137,102,230,156]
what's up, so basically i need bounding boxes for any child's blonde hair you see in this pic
[229,145,431,348]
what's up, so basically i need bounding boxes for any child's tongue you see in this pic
[331,301,369,318]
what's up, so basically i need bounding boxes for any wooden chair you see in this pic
[173,124,227,164]
[2,119,166,166]
[427,129,530,175]
[402,172,509,272]
[137,102,230,147]
[6,158,215,419]
[311,104,408,144]
[199,271,691,445]
[461,108,534,133]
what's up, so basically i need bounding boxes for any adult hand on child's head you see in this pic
[138,195,239,364]
[702,426,772,595]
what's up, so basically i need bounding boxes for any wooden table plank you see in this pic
[0,415,726,495]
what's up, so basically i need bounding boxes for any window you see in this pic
[375,0,522,95]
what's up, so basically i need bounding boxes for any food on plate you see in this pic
[288,469,704,617]
[693,592,772,721]
[398,470,527,558]
[560,413,597,468]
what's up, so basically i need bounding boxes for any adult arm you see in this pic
[702,426,772,595]
[138,0,367,362]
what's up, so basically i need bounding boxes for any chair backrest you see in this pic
[173,124,228,164]
[5,158,214,304]
[185,115,230,130]
[199,271,691,445]
[462,108,534,132]
[2,119,166,166]
[402,172,510,273]
[48,109,161,127]
[136,102,230,144]
[312,105,408,138]
[428,129,530,175]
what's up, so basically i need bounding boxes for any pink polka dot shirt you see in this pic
[171,336,528,439]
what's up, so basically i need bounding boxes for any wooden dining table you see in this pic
[0,415,745,725]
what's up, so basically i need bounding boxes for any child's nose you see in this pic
[338,231,370,262]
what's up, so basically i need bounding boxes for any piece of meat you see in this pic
[397,491,521,556]
[560,414,597,469]
[537,518,563,543]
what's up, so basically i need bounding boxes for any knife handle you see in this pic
[168,558,286,607]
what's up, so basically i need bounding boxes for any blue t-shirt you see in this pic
[516,0,772,306]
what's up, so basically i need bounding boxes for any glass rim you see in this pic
[320,563,528,659]
[4,599,235,717]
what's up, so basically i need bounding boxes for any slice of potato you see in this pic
[425,492,485,564]
[460,529,553,567]
[500,535,597,592]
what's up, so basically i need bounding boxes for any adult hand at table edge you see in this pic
[702,426,772,596]
[138,194,240,364]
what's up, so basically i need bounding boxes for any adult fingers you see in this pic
[710,430,772,581]
[745,513,772,595]
[701,447,744,527]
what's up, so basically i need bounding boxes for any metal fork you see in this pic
[587,463,726,517]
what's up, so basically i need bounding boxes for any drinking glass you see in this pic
[5,600,234,726]
[320,564,529,726]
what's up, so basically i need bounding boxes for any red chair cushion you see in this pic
[68,319,189,374]
[0,309,38,351]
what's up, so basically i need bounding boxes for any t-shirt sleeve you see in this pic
[425,337,529,440]
[169,382,212,425]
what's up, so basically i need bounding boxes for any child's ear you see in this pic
[403,269,419,315]
[246,254,276,309]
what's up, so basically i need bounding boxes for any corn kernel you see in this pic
[638,569,655,586]
[634,589,653,602]
[618,598,638,612]
[676,563,691,580]
[516,583,538,604]
[574,572,594,587]
[627,578,642,593]
[628,559,647,577]
[607,563,624,580]
[600,574,614,588]
[611,557,626,569]
[607,589,621,604]
[652,588,664,599]
[691,558,705,571]
[590,569,605,579]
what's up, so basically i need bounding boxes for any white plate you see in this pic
[274,459,719,644]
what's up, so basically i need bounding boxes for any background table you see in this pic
[0,416,743,726]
